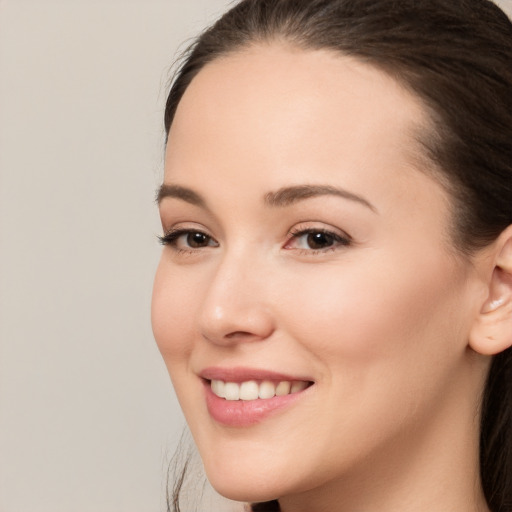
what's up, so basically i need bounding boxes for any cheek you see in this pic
[151,258,199,363]
[151,259,206,422]
[280,250,469,373]
[266,253,472,477]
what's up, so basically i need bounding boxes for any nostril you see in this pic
[225,331,254,339]
[199,303,275,345]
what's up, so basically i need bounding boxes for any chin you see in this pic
[203,460,286,504]
[210,480,279,504]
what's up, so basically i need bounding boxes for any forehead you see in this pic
[165,43,439,212]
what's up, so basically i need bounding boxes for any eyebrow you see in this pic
[157,183,377,213]
[156,184,207,208]
[264,184,377,212]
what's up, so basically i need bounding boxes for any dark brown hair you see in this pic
[163,1,512,510]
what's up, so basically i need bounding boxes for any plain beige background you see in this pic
[1,1,511,511]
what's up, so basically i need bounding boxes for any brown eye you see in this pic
[158,229,219,250]
[306,232,335,249]
[284,227,351,254]
[187,232,211,248]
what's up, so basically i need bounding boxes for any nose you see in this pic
[197,253,276,346]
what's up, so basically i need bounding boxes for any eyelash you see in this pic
[286,227,352,255]
[158,228,218,254]
[158,226,352,255]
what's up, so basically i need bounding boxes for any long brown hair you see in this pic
[163,1,512,510]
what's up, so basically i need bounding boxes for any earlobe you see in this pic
[469,226,512,356]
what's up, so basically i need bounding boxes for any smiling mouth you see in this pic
[209,379,312,401]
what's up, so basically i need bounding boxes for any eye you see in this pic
[158,228,219,251]
[301,231,336,250]
[183,232,213,248]
[285,227,351,253]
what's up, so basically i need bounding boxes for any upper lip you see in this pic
[199,366,313,383]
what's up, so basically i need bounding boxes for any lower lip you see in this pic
[204,382,310,427]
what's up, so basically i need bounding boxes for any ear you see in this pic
[469,225,512,356]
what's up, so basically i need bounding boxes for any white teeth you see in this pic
[239,380,259,400]
[291,381,308,393]
[211,379,225,398]
[275,381,291,396]
[224,382,240,401]
[210,379,310,401]
[259,380,276,399]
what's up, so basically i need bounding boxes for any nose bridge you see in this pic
[197,245,274,345]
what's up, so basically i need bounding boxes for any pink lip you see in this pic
[199,367,314,427]
[200,366,311,383]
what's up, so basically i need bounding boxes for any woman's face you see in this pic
[152,45,484,505]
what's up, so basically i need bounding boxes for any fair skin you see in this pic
[152,44,500,512]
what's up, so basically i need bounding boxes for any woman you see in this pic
[152,0,512,511]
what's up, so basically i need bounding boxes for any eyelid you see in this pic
[157,221,352,255]
[284,223,352,253]
[158,224,219,251]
